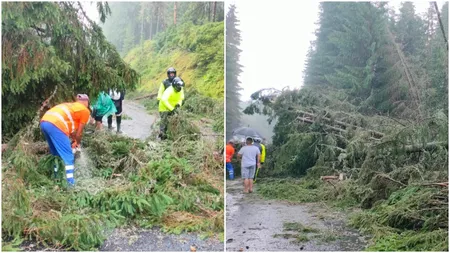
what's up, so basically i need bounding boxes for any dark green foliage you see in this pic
[350,186,448,251]
[241,3,448,251]
[166,111,201,141]
[303,2,448,119]
[91,187,172,218]
[257,178,321,203]
[82,132,147,174]
[2,128,223,250]
[2,2,139,138]
[365,229,448,251]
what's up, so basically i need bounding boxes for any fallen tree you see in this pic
[2,110,224,250]
[241,86,448,251]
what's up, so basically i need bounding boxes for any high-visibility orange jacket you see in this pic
[41,102,90,136]
[226,144,235,163]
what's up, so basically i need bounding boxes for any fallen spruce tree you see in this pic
[2,111,224,250]
[243,87,448,251]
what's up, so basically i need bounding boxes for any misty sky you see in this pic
[81,2,100,22]
[229,1,446,101]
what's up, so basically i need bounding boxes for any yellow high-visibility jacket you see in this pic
[159,86,184,112]
[260,144,266,163]
[157,81,183,106]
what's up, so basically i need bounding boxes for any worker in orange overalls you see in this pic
[226,140,235,180]
[40,94,91,186]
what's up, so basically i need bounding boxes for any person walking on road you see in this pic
[226,140,236,180]
[237,137,261,193]
[40,94,91,186]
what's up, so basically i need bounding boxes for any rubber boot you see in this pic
[116,116,122,134]
[107,115,113,131]
[65,165,75,186]
[228,168,235,180]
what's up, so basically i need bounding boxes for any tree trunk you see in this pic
[156,5,160,34]
[140,7,144,45]
[295,110,385,139]
[434,2,449,50]
[149,5,153,40]
[174,2,177,25]
[208,2,211,22]
[385,23,423,121]
[213,2,217,22]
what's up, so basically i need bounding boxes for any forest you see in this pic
[238,2,448,251]
[2,1,224,251]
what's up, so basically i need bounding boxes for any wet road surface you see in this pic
[225,179,367,251]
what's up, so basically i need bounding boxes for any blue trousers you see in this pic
[40,121,75,185]
[226,162,234,180]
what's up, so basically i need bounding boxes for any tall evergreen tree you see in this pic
[101,2,225,56]
[304,3,388,102]
[226,4,243,139]
[2,2,139,137]
[395,2,427,56]
[422,2,448,114]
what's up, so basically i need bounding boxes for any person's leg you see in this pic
[244,179,250,193]
[95,115,104,130]
[41,122,60,177]
[107,115,113,130]
[115,100,123,133]
[41,122,58,155]
[226,162,234,180]
[43,123,76,186]
[248,166,256,192]
[159,112,169,139]
[242,166,250,193]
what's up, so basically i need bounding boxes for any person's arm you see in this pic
[256,149,261,167]
[157,83,165,101]
[121,89,126,100]
[237,148,243,159]
[161,87,175,111]
[74,123,85,145]
[75,110,90,145]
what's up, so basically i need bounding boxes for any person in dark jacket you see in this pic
[108,88,126,133]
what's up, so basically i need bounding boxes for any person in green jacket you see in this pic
[158,77,185,140]
[91,92,117,131]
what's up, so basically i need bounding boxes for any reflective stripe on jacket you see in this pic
[41,102,90,136]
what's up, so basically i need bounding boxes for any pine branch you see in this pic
[385,22,423,120]
[40,86,58,111]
